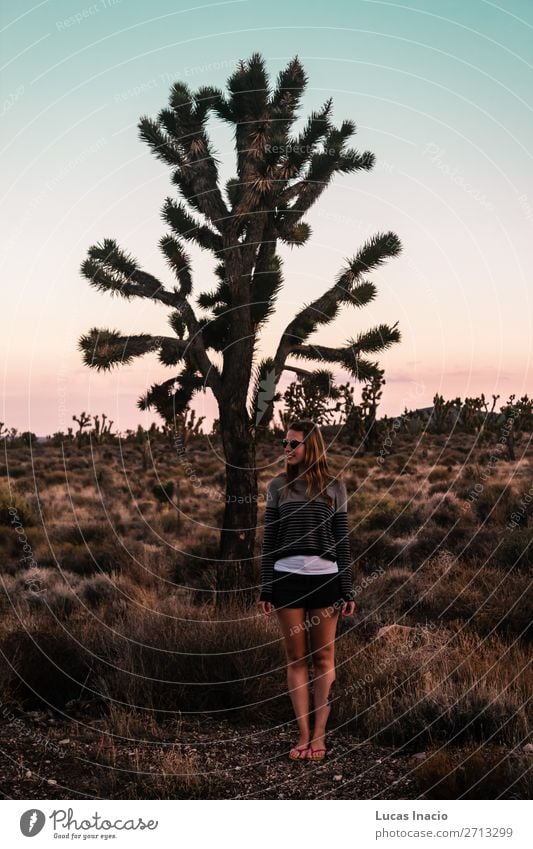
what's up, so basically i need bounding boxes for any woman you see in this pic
[258,419,356,761]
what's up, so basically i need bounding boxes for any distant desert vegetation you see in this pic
[0,409,531,799]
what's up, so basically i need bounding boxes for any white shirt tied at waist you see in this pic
[273,554,339,575]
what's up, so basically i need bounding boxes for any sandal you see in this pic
[307,745,326,761]
[288,744,310,760]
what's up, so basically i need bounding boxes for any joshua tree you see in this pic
[78,53,402,596]
[360,367,385,449]
[281,368,343,427]
[92,413,114,444]
[72,411,92,447]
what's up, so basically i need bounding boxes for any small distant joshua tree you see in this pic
[72,411,91,447]
[78,53,402,593]
[92,413,114,444]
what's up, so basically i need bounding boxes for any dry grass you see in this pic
[0,432,531,799]
[410,743,532,799]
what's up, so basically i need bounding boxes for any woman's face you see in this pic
[284,429,306,466]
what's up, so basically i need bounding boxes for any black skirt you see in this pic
[271,568,344,610]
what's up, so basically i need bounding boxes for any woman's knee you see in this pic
[286,653,308,668]
[311,649,335,671]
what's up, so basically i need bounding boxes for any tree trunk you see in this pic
[216,408,258,608]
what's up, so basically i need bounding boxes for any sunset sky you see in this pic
[2,0,532,436]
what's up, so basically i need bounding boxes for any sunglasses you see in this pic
[282,438,306,449]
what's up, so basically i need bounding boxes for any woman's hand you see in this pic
[341,600,356,617]
[258,600,273,616]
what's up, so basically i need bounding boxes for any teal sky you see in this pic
[2,0,532,435]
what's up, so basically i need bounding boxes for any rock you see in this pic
[376,625,414,641]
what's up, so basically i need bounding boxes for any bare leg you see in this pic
[275,606,311,747]
[308,604,340,752]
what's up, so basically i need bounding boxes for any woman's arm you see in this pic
[332,480,355,602]
[259,479,280,601]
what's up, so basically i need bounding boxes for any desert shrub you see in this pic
[405,524,471,562]
[490,527,533,572]
[135,500,154,513]
[374,474,398,487]
[357,566,420,624]
[364,497,421,535]
[472,483,517,525]
[454,464,483,500]
[0,567,83,616]
[413,556,532,638]
[171,531,224,592]
[81,574,121,607]
[57,541,131,576]
[460,525,498,562]
[53,522,109,546]
[159,511,180,534]
[1,628,95,709]
[336,628,529,748]
[152,481,175,506]
[95,467,110,487]
[428,466,449,482]
[352,531,404,569]
[128,519,151,541]
[423,494,463,527]
[411,744,532,799]
[0,524,41,570]
[0,483,36,526]
[41,470,68,485]
[0,466,27,479]
[64,458,90,471]
[428,479,451,495]
[43,587,79,616]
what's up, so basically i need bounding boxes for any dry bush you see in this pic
[351,530,405,570]
[428,480,450,495]
[95,738,219,799]
[51,540,132,576]
[52,593,287,720]
[491,527,533,572]
[360,495,422,538]
[411,743,532,799]
[81,574,123,608]
[52,522,110,546]
[335,624,530,748]
[1,465,28,479]
[40,470,69,486]
[472,483,518,525]
[0,482,36,526]
[91,702,220,798]
[170,529,221,589]
[356,565,420,625]
[1,627,95,709]
[418,493,463,527]
[403,524,472,563]
[413,553,533,639]
[0,526,44,573]
[427,466,450,483]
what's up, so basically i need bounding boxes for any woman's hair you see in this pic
[282,418,337,509]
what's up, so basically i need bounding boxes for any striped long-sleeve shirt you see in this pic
[259,474,354,602]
